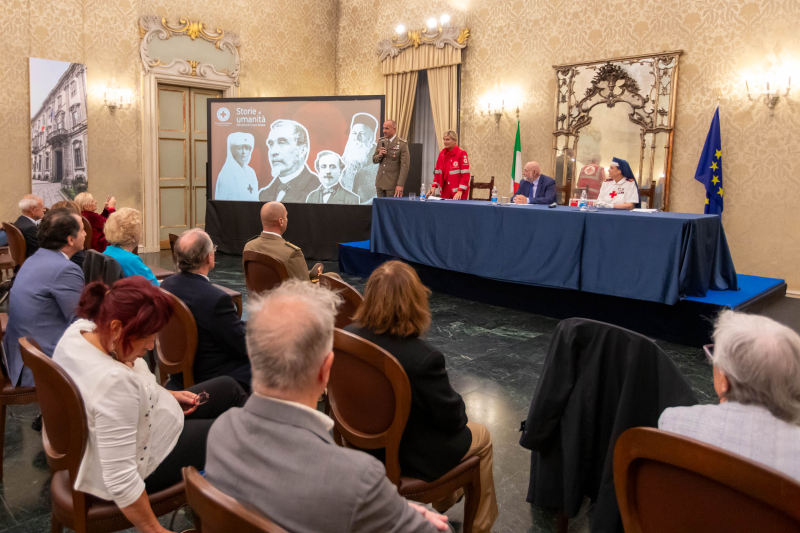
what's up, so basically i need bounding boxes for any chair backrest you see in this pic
[317,276,364,329]
[614,427,800,533]
[81,216,93,251]
[19,338,88,479]
[1,222,27,267]
[82,249,125,285]
[183,467,288,533]
[155,290,198,387]
[242,251,289,295]
[638,180,657,209]
[168,233,179,273]
[327,329,411,485]
[468,176,495,200]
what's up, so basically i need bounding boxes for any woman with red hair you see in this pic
[52,276,246,533]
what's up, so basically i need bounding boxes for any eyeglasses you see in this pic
[703,344,715,364]
[195,391,210,405]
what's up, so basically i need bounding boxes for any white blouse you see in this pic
[52,320,184,507]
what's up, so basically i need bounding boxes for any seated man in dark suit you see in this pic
[3,208,86,387]
[205,280,448,533]
[160,228,251,392]
[14,194,45,258]
[512,161,556,204]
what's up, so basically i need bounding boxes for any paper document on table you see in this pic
[632,208,658,213]
[426,196,442,201]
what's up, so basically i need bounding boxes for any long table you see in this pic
[370,198,738,305]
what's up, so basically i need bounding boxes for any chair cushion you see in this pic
[51,470,185,531]
[398,455,481,500]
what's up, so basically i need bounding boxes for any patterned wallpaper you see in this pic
[335,0,800,288]
[0,0,339,228]
[2,0,799,288]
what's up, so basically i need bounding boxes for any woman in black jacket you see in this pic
[346,261,497,533]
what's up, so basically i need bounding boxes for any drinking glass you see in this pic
[409,193,417,201]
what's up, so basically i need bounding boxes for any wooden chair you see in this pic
[0,316,38,481]
[81,216,93,251]
[317,276,364,329]
[2,222,27,269]
[468,176,494,200]
[183,467,288,533]
[243,251,289,295]
[169,233,243,318]
[18,338,186,533]
[327,329,482,533]
[638,180,657,209]
[614,427,800,533]
[156,290,198,388]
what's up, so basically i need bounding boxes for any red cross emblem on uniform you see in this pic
[584,164,597,175]
[452,161,458,167]
[609,191,618,198]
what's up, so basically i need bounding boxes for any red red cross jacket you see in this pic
[432,145,470,199]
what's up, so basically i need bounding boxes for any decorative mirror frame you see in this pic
[551,50,682,210]
[138,16,241,252]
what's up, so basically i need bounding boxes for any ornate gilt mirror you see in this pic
[551,51,682,210]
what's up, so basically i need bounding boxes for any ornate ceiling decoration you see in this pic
[138,16,242,85]
[377,26,470,62]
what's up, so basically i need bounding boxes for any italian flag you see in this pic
[511,121,522,194]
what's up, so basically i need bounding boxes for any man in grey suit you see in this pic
[205,280,449,533]
[3,208,86,387]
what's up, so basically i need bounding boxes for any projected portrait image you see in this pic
[306,151,359,205]
[258,120,319,204]
[215,132,258,201]
[341,113,379,203]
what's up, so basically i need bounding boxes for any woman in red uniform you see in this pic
[428,130,470,200]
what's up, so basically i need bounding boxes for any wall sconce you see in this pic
[745,77,792,116]
[103,86,132,111]
[481,88,521,125]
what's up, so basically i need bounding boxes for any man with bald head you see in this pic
[243,201,339,282]
[161,228,251,391]
[14,194,45,258]
[512,161,556,205]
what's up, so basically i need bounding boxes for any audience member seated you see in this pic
[75,192,116,252]
[54,277,247,533]
[243,201,338,282]
[103,208,159,286]
[660,310,800,482]
[205,280,448,533]
[346,261,498,533]
[2,208,86,387]
[50,200,86,268]
[14,194,45,259]
[161,228,251,392]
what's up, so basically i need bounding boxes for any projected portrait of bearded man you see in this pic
[340,113,379,203]
[215,132,259,201]
[258,119,318,203]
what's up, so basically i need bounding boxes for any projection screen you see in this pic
[208,96,385,205]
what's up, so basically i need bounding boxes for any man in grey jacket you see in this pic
[205,280,449,533]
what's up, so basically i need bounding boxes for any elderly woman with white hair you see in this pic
[75,192,116,252]
[659,310,800,481]
[103,208,159,286]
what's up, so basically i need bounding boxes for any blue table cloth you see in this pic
[370,198,738,305]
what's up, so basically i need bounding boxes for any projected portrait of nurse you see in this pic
[258,119,318,203]
[215,132,259,201]
[306,150,359,205]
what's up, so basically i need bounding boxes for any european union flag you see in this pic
[694,107,723,215]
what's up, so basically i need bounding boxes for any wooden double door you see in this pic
[157,84,221,249]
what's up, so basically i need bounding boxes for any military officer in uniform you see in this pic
[596,157,640,210]
[371,119,410,197]
[243,201,340,281]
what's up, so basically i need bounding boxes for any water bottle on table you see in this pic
[491,186,498,205]
[579,189,588,211]
[420,184,426,201]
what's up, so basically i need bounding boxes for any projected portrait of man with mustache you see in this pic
[258,119,318,203]
[305,150,360,205]
[340,113,379,203]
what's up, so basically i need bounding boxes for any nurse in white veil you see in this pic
[215,132,259,201]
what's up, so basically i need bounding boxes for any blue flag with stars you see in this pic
[694,107,723,214]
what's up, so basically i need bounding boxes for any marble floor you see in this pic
[0,250,778,532]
